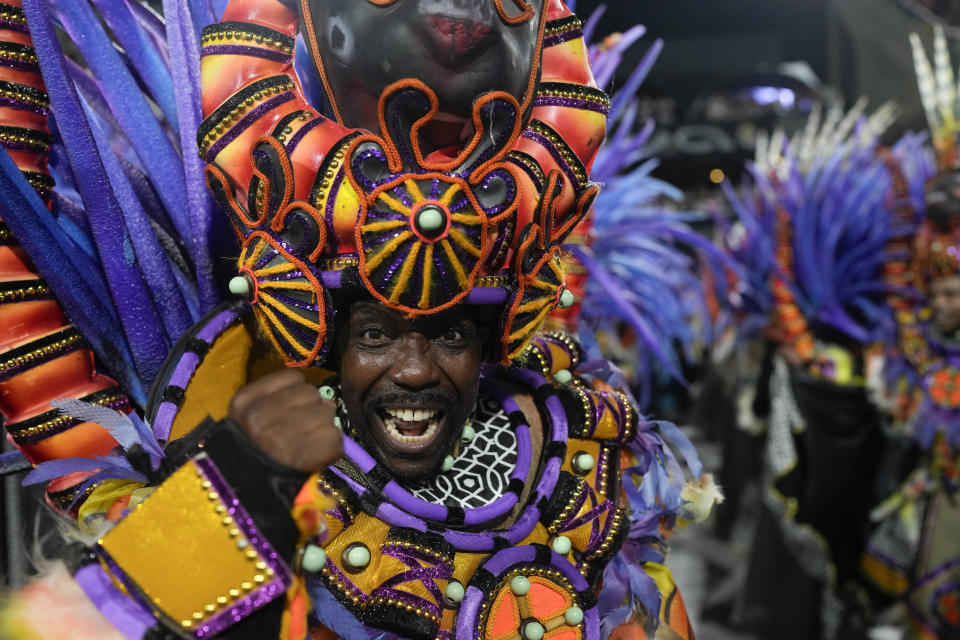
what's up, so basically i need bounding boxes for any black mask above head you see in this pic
[925,170,960,232]
[300,0,546,135]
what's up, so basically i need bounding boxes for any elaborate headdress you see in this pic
[724,102,927,355]
[201,0,608,366]
[910,25,960,287]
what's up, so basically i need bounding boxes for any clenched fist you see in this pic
[228,369,343,473]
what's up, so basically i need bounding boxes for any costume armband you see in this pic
[75,418,309,639]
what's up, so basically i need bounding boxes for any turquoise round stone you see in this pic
[445,581,465,604]
[559,289,575,309]
[344,544,371,571]
[228,275,251,298]
[461,423,476,445]
[551,535,572,555]
[510,575,530,596]
[318,385,336,400]
[523,621,545,640]
[564,606,584,626]
[573,452,595,474]
[418,206,445,232]
[442,455,455,472]
[554,369,573,385]
[301,544,327,572]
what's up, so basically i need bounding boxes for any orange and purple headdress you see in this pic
[199,0,609,367]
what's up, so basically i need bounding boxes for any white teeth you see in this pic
[384,407,437,422]
[385,419,439,444]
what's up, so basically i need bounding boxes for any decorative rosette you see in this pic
[924,365,960,409]
[345,81,521,315]
[502,172,597,361]
[206,138,332,367]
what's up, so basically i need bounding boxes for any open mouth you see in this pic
[380,407,444,445]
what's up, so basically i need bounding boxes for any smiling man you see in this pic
[0,0,706,638]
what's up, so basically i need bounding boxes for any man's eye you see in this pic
[360,328,388,342]
[438,328,465,343]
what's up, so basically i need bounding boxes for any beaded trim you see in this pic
[0,40,38,72]
[200,21,294,62]
[201,21,295,53]
[7,386,131,445]
[0,3,27,33]
[0,326,85,382]
[535,82,610,115]
[0,278,52,304]
[543,15,583,48]
[0,79,49,114]
[506,150,546,192]
[48,482,96,513]
[522,119,588,192]
[197,75,297,160]
[0,124,51,152]
[21,169,54,194]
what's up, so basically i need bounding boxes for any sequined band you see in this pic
[0,3,27,32]
[0,278,52,304]
[523,120,588,191]
[0,41,38,72]
[200,21,295,54]
[7,386,131,445]
[0,124,51,152]
[0,326,85,382]
[543,16,583,48]
[197,75,296,157]
[536,82,610,113]
[0,79,49,114]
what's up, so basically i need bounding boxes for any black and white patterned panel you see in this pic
[407,393,518,509]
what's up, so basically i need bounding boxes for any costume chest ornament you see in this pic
[304,334,637,640]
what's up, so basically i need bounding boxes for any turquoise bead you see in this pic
[418,207,445,232]
[564,606,584,626]
[510,575,530,596]
[228,275,251,298]
[301,544,326,572]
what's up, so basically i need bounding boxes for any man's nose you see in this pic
[389,335,440,389]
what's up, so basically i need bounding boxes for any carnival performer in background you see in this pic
[859,26,960,640]
[0,1,715,638]
[722,102,930,639]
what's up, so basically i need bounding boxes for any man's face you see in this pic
[303,0,544,137]
[336,300,485,481]
[930,274,960,335]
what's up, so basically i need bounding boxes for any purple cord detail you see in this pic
[74,563,157,639]
[286,116,325,153]
[162,349,201,392]
[254,247,278,270]
[383,479,447,521]
[394,184,413,207]
[543,27,583,48]
[193,456,292,638]
[431,178,441,199]
[533,96,610,115]
[522,129,582,192]
[201,44,290,63]
[154,402,178,442]
[205,92,295,161]
[376,501,428,530]
[371,586,440,616]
